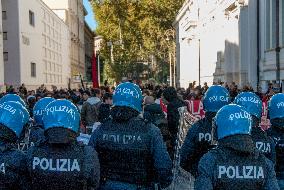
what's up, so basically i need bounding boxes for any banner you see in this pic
[186,100,271,130]
[92,53,99,88]
[185,100,205,120]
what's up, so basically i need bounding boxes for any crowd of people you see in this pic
[0,80,283,190]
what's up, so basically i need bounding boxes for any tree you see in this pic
[91,0,184,83]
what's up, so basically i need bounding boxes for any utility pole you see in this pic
[164,28,176,87]
[173,42,176,87]
[169,51,172,86]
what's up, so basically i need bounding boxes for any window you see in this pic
[2,11,7,20]
[29,10,35,26]
[31,63,36,77]
[3,52,8,61]
[266,0,278,49]
[3,32,7,40]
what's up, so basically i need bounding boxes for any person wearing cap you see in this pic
[0,101,30,189]
[26,99,100,190]
[89,82,173,189]
[267,93,284,189]
[195,104,279,190]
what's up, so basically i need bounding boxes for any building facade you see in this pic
[175,0,284,91]
[0,1,4,92]
[84,21,94,82]
[43,0,87,85]
[258,0,284,90]
[2,0,70,89]
[174,0,242,88]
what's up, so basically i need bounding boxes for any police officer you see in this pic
[234,92,276,163]
[180,85,230,177]
[267,93,284,189]
[89,82,173,189]
[26,99,100,190]
[195,104,279,190]
[30,97,55,146]
[0,101,30,189]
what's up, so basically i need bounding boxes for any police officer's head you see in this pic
[43,99,80,144]
[33,97,55,126]
[268,93,284,127]
[0,94,26,108]
[203,85,230,114]
[0,101,29,143]
[234,92,262,128]
[215,104,252,140]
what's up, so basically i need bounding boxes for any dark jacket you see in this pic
[26,128,100,190]
[0,143,29,190]
[167,98,186,144]
[143,103,170,141]
[143,103,165,124]
[89,107,173,189]
[251,126,276,163]
[98,103,111,123]
[180,113,215,177]
[267,125,284,180]
[81,97,102,127]
[195,135,279,190]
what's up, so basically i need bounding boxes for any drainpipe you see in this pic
[276,0,281,90]
[256,0,260,88]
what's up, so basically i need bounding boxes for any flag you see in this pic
[92,53,99,88]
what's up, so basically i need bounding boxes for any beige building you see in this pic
[43,0,87,85]
[0,1,4,92]
[84,21,94,82]
[2,0,70,89]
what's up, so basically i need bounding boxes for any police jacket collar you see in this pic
[218,135,256,155]
[45,128,78,145]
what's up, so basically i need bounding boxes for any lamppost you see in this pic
[164,28,176,87]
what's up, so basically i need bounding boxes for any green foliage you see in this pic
[91,0,184,82]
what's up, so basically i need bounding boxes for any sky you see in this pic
[83,0,97,30]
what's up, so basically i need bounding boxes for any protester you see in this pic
[81,88,102,134]
[163,87,186,159]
